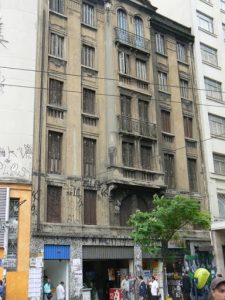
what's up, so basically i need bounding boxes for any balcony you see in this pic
[162,132,175,150]
[118,116,157,139]
[115,27,150,53]
[106,166,165,189]
[185,138,197,155]
[47,104,66,119]
[119,73,149,92]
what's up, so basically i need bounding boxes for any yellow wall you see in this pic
[6,271,28,300]
[0,183,31,300]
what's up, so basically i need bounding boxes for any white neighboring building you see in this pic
[151,0,225,273]
[0,0,38,183]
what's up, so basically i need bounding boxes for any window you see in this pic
[48,131,62,174]
[136,59,147,80]
[50,33,64,58]
[183,116,193,138]
[197,11,213,33]
[187,158,197,192]
[209,114,225,136]
[139,100,148,122]
[204,77,222,100]
[134,16,144,48]
[121,95,132,132]
[82,3,94,26]
[7,199,19,259]
[200,44,218,66]
[122,141,134,167]
[47,185,61,223]
[158,71,168,92]
[221,0,225,11]
[119,52,129,74]
[117,9,128,42]
[83,138,96,177]
[180,79,189,99]
[218,193,225,219]
[49,0,64,14]
[155,33,165,54]
[177,42,187,62]
[83,88,95,115]
[223,24,225,39]
[214,153,225,175]
[49,79,63,106]
[84,190,97,225]
[82,45,95,68]
[141,144,152,170]
[161,110,171,132]
[164,153,175,189]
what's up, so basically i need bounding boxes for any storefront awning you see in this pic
[83,246,134,260]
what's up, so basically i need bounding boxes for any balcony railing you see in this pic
[115,27,150,53]
[119,74,149,91]
[47,105,66,119]
[118,116,157,139]
[185,138,197,155]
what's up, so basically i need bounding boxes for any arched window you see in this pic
[134,16,144,48]
[120,195,148,226]
[117,9,128,42]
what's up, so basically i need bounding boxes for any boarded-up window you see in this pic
[48,131,62,174]
[83,138,96,177]
[83,89,95,115]
[122,141,134,167]
[84,190,96,225]
[164,153,175,189]
[161,110,171,132]
[183,116,193,138]
[187,158,197,192]
[49,79,63,106]
[121,95,132,131]
[120,195,147,226]
[141,144,152,170]
[47,186,61,223]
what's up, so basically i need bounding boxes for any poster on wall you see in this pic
[28,267,42,299]
[71,258,83,296]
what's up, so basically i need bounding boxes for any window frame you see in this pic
[197,11,214,33]
[155,32,165,55]
[158,71,168,92]
[82,44,95,69]
[122,140,135,167]
[48,131,63,174]
[164,153,176,189]
[180,79,189,99]
[49,32,65,59]
[82,2,95,27]
[83,190,97,225]
[161,110,171,133]
[47,185,62,223]
[187,158,198,192]
[136,59,147,81]
[177,42,187,63]
[49,78,63,106]
[209,114,225,137]
[140,143,152,170]
[118,51,130,75]
[49,0,64,15]
[83,138,96,178]
[183,116,193,138]
[200,43,218,66]
[204,77,222,101]
[83,88,96,115]
[213,153,225,175]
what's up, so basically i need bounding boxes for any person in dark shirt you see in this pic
[182,272,191,300]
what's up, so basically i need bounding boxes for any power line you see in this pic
[1,65,225,96]
[2,82,225,108]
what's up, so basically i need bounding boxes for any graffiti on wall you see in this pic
[0,144,32,180]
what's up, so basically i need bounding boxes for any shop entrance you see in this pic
[44,245,70,300]
[83,259,130,300]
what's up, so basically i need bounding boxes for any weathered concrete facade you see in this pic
[31,0,210,299]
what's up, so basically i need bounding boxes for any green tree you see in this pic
[128,195,211,297]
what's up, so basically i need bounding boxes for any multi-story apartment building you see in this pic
[30,0,209,298]
[0,0,37,299]
[152,0,225,276]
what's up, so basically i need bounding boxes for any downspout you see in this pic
[37,9,46,232]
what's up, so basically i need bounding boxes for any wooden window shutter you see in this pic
[49,79,63,106]
[187,158,197,191]
[161,110,171,132]
[138,100,148,122]
[184,117,193,138]
[84,190,97,225]
[83,89,95,115]
[83,138,96,177]
[48,131,62,174]
[47,186,62,223]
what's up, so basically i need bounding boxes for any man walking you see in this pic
[139,276,147,300]
[211,277,225,300]
[182,272,191,300]
[151,276,159,300]
[56,281,65,300]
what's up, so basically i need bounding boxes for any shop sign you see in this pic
[109,288,122,300]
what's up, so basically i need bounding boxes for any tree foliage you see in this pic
[128,195,211,255]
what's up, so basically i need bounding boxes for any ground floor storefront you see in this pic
[28,236,212,300]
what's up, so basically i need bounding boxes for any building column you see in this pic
[134,245,143,276]
[70,242,83,300]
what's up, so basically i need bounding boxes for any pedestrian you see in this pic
[150,276,159,300]
[135,276,141,300]
[147,278,152,300]
[44,278,52,300]
[211,277,225,300]
[182,271,191,300]
[56,281,65,300]
[139,276,147,300]
[0,280,5,300]
[121,275,129,299]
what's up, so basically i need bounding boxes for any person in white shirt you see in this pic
[121,275,129,299]
[56,281,65,300]
[151,276,159,300]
